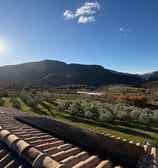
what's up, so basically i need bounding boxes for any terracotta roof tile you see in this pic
[0,106,157,168]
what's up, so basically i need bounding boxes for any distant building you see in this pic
[77,91,102,96]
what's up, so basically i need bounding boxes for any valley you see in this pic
[0,83,158,147]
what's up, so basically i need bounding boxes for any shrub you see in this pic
[84,111,93,119]
[117,111,130,120]
[56,104,66,112]
[56,101,71,112]
[152,110,158,123]
[99,111,113,122]
[83,105,92,113]
[117,95,147,106]
[130,109,141,120]
[139,112,152,124]
[69,105,80,116]
[10,97,20,108]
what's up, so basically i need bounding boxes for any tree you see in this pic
[99,111,113,122]
[56,103,67,112]
[84,111,93,119]
[10,97,20,109]
[130,109,140,120]
[152,110,158,123]
[69,104,80,116]
[139,112,152,124]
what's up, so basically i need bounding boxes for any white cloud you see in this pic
[75,2,100,16]
[63,10,75,20]
[78,16,95,23]
[63,2,100,24]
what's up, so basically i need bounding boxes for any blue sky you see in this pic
[0,0,157,74]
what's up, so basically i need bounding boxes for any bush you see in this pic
[56,102,69,112]
[117,95,147,106]
[139,112,152,124]
[84,111,93,119]
[152,110,158,123]
[117,111,129,120]
[130,109,140,120]
[83,105,92,112]
[10,97,20,108]
[69,105,80,116]
[99,111,113,122]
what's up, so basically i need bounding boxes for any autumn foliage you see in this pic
[117,95,147,105]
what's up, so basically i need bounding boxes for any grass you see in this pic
[36,104,53,116]
[55,99,64,104]
[1,95,158,147]
[18,98,32,112]
[2,97,12,107]
[54,113,158,146]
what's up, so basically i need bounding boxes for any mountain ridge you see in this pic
[0,60,157,87]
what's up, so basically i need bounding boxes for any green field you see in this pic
[54,113,158,146]
[0,85,158,146]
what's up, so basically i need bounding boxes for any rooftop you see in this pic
[0,106,157,168]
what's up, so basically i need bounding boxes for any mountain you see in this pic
[147,71,158,81]
[141,71,158,88]
[0,60,146,87]
[140,71,157,80]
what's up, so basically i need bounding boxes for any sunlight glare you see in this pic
[0,41,9,55]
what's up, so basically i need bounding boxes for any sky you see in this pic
[0,0,158,74]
